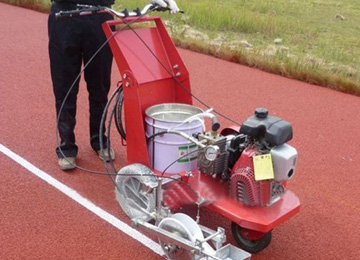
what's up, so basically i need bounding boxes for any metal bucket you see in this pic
[145,103,203,174]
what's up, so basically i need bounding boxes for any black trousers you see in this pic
[48,2,113,158]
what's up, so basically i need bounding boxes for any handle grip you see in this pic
[155,6,184,13]
[55,6,103,20]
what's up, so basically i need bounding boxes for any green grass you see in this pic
[3,0,360,95]
[1,0,50,11]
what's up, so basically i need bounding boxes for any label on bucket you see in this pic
[177,144,198,163]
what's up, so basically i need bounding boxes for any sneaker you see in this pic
[58,157,76,171]
[97,148,115,162]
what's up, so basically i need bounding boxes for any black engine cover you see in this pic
[240,108,293,146]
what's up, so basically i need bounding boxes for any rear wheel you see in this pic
[231,222,272,253]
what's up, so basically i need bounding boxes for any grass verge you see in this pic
[3,0,360,95]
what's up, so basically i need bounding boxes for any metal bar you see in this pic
[199,225,226,250]
[155,178,163,225]
[199,227,224,244]
[135,220,201,254]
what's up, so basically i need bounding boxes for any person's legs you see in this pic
[48,3,83,159]
[82,13,113,152]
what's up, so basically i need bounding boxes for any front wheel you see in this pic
[115,164,157,222]
[231,222,272,253]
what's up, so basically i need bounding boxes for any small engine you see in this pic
[197,108,298,207]
[229,108,298,207]
[229,144,296,207]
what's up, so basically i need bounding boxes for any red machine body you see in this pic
[102,16,300,248]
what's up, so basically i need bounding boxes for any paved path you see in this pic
[1,3,359,259]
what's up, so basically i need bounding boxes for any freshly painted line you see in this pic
[0,143,164,257]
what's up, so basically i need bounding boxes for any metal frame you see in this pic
[134,218,250,260]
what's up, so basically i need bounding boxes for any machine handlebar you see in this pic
[55,3,183,20]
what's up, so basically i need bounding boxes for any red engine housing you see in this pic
[230,147,272,207]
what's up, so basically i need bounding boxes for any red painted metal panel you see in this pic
[102,17,193,164]
[207,191,300,233]
[112,28,172,84]
[187,171,300,233]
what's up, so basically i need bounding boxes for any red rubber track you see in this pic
[1,3,359,259]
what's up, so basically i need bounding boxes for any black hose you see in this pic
[114,85,126,140]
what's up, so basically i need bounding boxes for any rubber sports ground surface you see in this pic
[1,3,360,259]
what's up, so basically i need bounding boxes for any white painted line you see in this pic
[0,143,164,257]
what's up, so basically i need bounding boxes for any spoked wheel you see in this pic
[158,213,206,260]
[115,164,157,222]
[231,222,272,253]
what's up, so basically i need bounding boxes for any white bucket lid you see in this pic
[145,103,203,123]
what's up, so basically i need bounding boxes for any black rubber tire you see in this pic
[231,222,272,253]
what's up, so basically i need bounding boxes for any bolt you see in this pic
[123,74,127,79]
[125,82,130,87]
[173,64,179,69]
[176,72,181,77]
